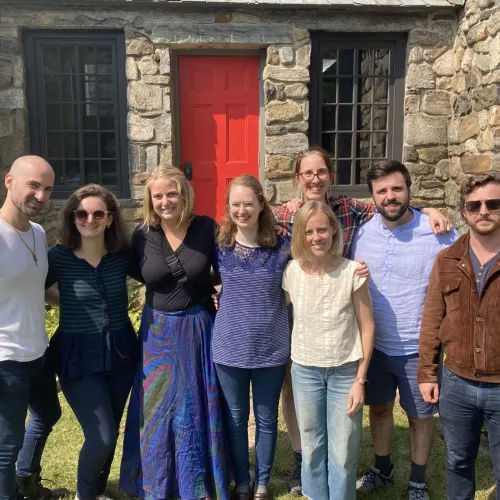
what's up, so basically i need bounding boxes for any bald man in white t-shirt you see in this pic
[0,156,67,500]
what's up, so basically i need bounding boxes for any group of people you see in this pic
[0,150,499,500]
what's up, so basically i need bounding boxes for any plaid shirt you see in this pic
[272,195,376,257]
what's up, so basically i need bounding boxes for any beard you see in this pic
[13,196,44,217]
[376,198,410,222]
[468,215,500,236]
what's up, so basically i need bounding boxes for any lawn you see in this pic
[40,393,497,499]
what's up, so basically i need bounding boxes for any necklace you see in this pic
[0,212,38,265]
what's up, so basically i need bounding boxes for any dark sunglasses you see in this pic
[464,199,500,213]
[73,209,110,221]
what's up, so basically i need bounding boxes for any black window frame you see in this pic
[24,29,130,199]
[310,32,407,198]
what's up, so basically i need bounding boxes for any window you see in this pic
[310,33,406,196]
[24,31,129,198]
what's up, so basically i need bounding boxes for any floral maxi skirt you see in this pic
[119,304,230,500]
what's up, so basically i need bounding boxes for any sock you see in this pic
[410,461,426,484]
[374,454,392,476]
[255,485,268,494]
[235,483,250,494]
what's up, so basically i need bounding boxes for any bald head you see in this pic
[4,155,55,217]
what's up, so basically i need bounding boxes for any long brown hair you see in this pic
[217,175,277,248]
[58,184,129,252]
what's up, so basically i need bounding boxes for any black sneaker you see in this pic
[17,473,69,500]
[356,465,394,493]
[407,481,430,500]
[285,451,302,496]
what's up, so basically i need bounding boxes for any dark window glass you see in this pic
[25,31,129,197]
[311,34,405,193]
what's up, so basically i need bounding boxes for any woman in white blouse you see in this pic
[282,200,375,500]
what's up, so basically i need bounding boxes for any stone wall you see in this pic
[0,3,463,243]
[444,0,500,231]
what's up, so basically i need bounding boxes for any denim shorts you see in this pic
[365,348,437,419]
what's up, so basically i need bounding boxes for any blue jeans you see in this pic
[291,361,362,500]
[0,354,61,500]
[439,366,500,500]
[215,363,287,487]
[59,364,135,500]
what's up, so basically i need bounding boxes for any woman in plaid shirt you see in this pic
[274,146,451,496]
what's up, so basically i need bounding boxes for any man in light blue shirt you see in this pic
[350,160,458,500]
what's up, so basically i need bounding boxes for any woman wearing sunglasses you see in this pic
[46,184,138,500]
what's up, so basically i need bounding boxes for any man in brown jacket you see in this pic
[418,172,500,500]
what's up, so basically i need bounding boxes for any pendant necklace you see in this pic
[0,212,38,265]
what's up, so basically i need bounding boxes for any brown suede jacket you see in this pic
[418,232,500,384]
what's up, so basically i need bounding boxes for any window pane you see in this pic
[97,47,113,74]
[50,159,64,185]
[60,46,76,73]
[46,133,62,157]
[98,76,114,101]
[359,49,373,76]
[99,104,115,130]
[337,106,353,131]
[85,160,100,183]
[62,104,78,129]
[81,76,97,102]
[322,79,336,104]
[42,47,58,74]
[338,78,354,104]
[322,106,335,132]
[45,105,61,130]
[373,106,388,131]
[374,49,390,77]
[61,76,76,102]
[337,160,352,185]
[322,48,337,76]
[83,132,98,158]
[100,133,115,158]
[63,132,79,158]
[65,160,81,186]
[372,133,387,158]
[338,49,354,76]
[321,133,335,155]
[356,132,371,158]
[44,77,59,102]
[358,105,372,132]
[101,173,117,185]
[79,46,96,73]
[337,134,352,159]
[82,104,98,130]
[374,78,389,103]
[356,159,371,185]
[358,77,373,104]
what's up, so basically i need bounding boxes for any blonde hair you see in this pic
[291,201,343,262]
[142,166,195,228]
[217,175,277,248]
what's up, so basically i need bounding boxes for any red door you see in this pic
[179,56,260,222]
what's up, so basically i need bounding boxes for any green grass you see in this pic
[40,396,497,499]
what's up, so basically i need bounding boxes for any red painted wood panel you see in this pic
[179,56,260,222]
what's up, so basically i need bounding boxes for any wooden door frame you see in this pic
[172,49,266,189]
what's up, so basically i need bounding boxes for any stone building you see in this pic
[0,0,499,242]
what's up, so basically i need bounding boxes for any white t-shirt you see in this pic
[282,258,365,368]
[0,219,49,362]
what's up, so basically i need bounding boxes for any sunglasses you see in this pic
[73,209,110,221]
[464,199,500,213]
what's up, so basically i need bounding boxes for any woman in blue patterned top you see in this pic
[213,175,290,500]
[46,184,138,500]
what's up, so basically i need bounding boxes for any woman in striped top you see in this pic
[46,184,138,500]
[212,175,290,500]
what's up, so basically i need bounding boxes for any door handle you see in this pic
[183,162,193,181]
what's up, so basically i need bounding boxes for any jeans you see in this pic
[439,366,500,500]
[59,364,135,500]
[0,354,61,500]
[291,361,362,500]
[215,363,287,487]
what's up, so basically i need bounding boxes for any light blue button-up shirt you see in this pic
[350,209,459,356]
